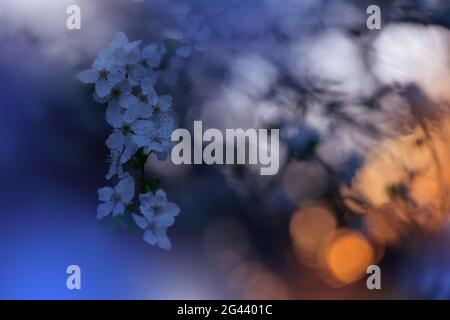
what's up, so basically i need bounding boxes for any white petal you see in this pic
[119,94,138,109]
[112,201,125,217]
[120,137,138,163]
[93,91,111,104]
[128,65,147,83]
[154,214,175,227]
[148,140,164,153]
[96,201,114,220]
[132,214,148,230]
[142,73,157,86]
[98,187,114,202]
[140,207,154,223]
[154,189,167,204]
[113,201,125,218]
[106,155,122,180]
[93,55,108,70]
[157,234,171,250]
[123,104,145,124]
[106,131,125,151]
[108,71,126,86]
[149,90,158,106]
[105,101,124,128]
[142,44,161,68]
[116,175,135,203]
[78,69,98,83]
[139,192,154,205]
[122,109,139,124]
[164,203,180,217]
[131,120,155,135]
[146,69,160,86]
[143,229,157,246]
[117,81,132,94]
[95,79,112,98]
[111,32,128,49]
[126,46,141,64]
[113,49,128,66]
[131,134,150,148]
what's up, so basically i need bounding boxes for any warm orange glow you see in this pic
[366,203,411,244]
[290,205,337,266]
[344,118,450,245]
[322,230,374,286]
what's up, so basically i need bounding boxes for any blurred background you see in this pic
[2,0,450,299]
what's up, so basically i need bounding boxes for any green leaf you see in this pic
[132,148,150,169]
[163,38,181,51]
[139,178,160,193]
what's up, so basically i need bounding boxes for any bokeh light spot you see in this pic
[290,204,337,266]
[323,230,374,286]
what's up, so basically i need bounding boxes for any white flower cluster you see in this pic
[78,32,193,249]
